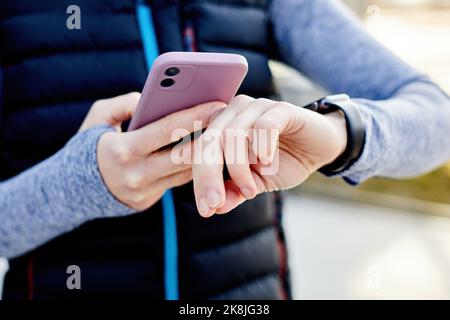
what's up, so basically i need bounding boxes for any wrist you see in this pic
[302,94,366,175]
[323,110,348,163]
[63,126,135,218]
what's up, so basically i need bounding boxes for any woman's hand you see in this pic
[191,95,348,217]
[89,93,226,211]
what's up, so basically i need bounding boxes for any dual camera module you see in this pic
[160,67,180,88]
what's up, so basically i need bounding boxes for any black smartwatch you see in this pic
[302,94,366,175]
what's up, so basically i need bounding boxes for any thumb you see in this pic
[125,101,227,155]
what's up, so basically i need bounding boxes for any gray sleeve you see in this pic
[0,126,135,258]
[270,0,450,183]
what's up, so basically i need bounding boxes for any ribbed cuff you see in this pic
[332,99,389,185]
[58,125,136,219]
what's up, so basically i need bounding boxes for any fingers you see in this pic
[223,134,256,199]
[191,95,255,217]
[214,180,247,214]
[206,94,255,131]
[192,95,274,217]
[222,98,275,199]
[79,92,141,132]
[192,95,280,217]
[192,130,226,218]
[127,169,193,211]
[125,101,226,154]
[214,174,269,214]
[107,92,141,124]
[157,169,193,190]
[147,146,191,177]
[252,103,291,165]
[192,98,298,218]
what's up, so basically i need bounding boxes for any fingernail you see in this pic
[206,190,221,208]
[198,197,210,216]
[240,187,254,200]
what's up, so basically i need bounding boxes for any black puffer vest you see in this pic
[0,0,290,299]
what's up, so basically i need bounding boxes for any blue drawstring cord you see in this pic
[136,0,179,300]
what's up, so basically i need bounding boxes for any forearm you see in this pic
[270,0,424,99]
[342,81,450,184]
[0,126,134,258]
[271,0,450,182]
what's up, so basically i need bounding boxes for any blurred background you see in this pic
[275,0,450,299]
[1,0,449,299]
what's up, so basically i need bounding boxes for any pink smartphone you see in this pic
[128,52,248,131]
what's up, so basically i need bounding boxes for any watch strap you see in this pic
[303,94,366,175]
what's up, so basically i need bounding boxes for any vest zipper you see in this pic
[136,0,179,300]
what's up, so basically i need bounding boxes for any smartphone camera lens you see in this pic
[165,67,180,77]
[160,78,175,88]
